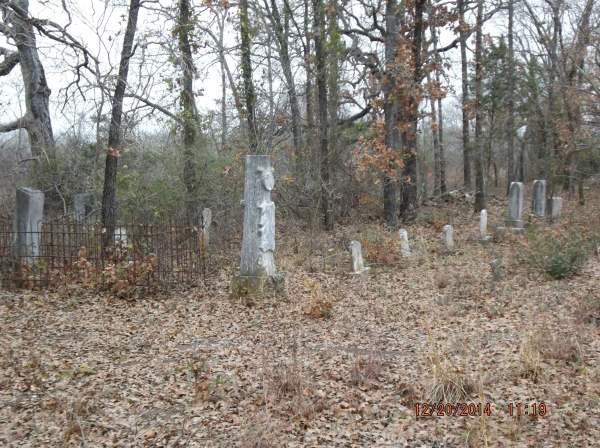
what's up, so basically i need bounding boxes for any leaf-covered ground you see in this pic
[2,190,600,447]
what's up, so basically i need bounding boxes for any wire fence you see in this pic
[0,213,207,290]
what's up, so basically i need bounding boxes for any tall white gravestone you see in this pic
[531,180,546,217]
[201,207,212,248]
[13,187,44,264]
[506,182,524,229]
[349,240,368,273]
[480,209,490,242]
[442,224,454,251]
[232,155,284,297]
[399,229,411,257]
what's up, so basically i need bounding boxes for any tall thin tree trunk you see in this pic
[313,0,333,229]
[219,13,227,152]
[506,0,515,194]
[240,0,258,152]
[177,0,201,224]
[383,0,399,227]
[473,0,486,212]
[101,0,141,249]
[268,0,303,176]
[458,0,472,190]
[427,71,441,197]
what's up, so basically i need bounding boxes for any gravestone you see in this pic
[442,224,454,251]
[480,209,490,242]
[506,182,524,229]
[73,192,94,222]
[202,208,212,249]
[349,240,368,273]
[399,229,411,257]
[232,155,284,297]
[13,187,44,263]
[114,226,128,244]
[531,180,546,217]
[546,197,563,218]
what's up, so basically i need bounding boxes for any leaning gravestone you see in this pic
[531,180,546,218]
[442,224,454,252]
[73,192,94,222]
[13,187,44,264]
[232,155,284,297]
[399,229,411,257]
[546,197,563,218]
[505,182,524,229]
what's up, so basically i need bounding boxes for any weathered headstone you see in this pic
[114,226,128,244]
[546,197,563,218]
[13,187,44,263]
[232,155,284,297]
[480,209,490,242]
[442,224,454,251]
[399,229,411,257]
[201,207,212,248]
[506,182,524,229]
[73,192,94,222]
[349,240,368,273]
[531,180,546,217]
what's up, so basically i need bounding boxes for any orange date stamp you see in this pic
[415,402,548,417]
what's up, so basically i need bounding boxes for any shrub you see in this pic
[523,227,598,279]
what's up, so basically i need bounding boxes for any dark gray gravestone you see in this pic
[531,180,546,217]
[13,187,44,263]
[505,182,524,229]
[73,192,94,222]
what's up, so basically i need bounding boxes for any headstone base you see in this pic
[479,235,493,244]
[231,273,286,299]
[496,225,524,234]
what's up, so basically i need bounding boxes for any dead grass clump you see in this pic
[360,228,399,266]
[349,355,384,388]
[267,361,304,399]
[519,331,543,380]
[575,289,600,325]
[425,343,474,403]
[302,277,333,319]
[240,413,281,448]
[519,326,582,380]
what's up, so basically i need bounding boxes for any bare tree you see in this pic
[101,0,142,248]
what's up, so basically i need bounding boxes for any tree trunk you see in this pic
[383,0,400,227]
[101,0,141,249]
[506,0,515,194]
[458,0,472,190]
[268,0,303,176]
[313,0,333,229]
[177,0,201,225]
[398,0,425,222]
[473,0,486,212]
[0,0,54,160]
[240,0,258,152]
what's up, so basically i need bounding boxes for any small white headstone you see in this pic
[399,229,411,257]
[201,207,212,248]
[349,240,368,273]
[480,209,490,241]
[442,225,454,251]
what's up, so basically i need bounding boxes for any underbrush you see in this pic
[522,226,599,279]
